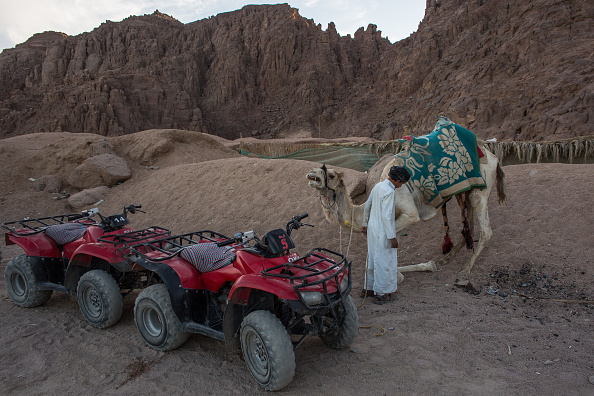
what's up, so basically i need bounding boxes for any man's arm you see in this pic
[381,190,398,248]
[362,188,374,228]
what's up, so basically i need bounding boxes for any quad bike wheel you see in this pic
[319,295,359,349]
[4,254,53,307]
[240,310,296,391]
[77,269,123,329]
[134,284,189,351]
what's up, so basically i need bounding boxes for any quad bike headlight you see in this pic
[301,291,324,306]
[340,275,349,293]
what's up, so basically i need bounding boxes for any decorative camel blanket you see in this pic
[396,117,486,208]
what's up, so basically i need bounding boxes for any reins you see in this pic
[318,194,363,232]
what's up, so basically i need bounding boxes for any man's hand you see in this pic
[389,238,398,249]
[361,226,367,236]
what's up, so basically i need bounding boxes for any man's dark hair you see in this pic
[388,166,410,182]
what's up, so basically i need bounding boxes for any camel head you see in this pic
[307,166,345,192]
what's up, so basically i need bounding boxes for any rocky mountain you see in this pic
[0,0,592,141]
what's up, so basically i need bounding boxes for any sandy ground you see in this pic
[0,130,592,395]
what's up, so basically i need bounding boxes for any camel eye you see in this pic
[329,174,334,179]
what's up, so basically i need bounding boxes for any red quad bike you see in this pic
[127,214,359,391]
[3,205,171,328]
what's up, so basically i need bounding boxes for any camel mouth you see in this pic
[307,173,322,187]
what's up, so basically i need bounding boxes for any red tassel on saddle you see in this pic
[442,234,454,254]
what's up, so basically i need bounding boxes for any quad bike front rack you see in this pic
[262,247,352,309]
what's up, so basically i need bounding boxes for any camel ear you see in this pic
[335,170,345,185]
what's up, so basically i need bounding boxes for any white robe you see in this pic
[362,179,398,295]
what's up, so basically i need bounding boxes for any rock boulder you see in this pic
[34,175,63,193]
[67,186,109,208]
[68,154,131,189]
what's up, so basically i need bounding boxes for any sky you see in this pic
[0,1,426,52]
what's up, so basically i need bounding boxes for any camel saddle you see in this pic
[396,116,486,208]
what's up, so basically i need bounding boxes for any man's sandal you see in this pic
[360,289,375,298]
[373,294,392,305]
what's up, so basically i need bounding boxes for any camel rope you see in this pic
[338,206,356,257]
[319,195,363,231]
[318,194,385,336]
[357,255,386,337]
[359,324,386,337]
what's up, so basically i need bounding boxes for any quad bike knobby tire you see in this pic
[4,254,53,307]
[134,284,189,351]
[77,269,123,329]
[319,295,359,349]
[240,310,296,391]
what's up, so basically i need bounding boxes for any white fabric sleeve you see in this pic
[380,191,397,240]
[362,189,373,227]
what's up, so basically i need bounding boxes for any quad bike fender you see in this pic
[223,301,250,354]
[139,256,203,290]
[228,274,299,303]
[132,258,199,322]
[4,232,61,258]
[224,273,300,352]
[63,244,129,292]
[68,243,127,269]
[224,281,283,354]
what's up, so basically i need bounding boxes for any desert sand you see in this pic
[1,130,592,395]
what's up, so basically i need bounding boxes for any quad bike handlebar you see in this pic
[94,204,145,231]
[124,204,144,215]
[286,213,313,236]
[215,214,314,251]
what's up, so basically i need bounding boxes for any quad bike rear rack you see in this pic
[126,230,231,262]
[98,226,172,248]
[2,214,96,235]
[262,247,352,309]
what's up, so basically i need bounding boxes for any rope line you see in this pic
[319,195,363,231]
[359,324,387,337]
[317,194,386,337]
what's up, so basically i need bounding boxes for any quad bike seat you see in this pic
[180,242,236,273]
[44,222,88,245]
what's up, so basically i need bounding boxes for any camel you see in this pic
[306,141,506,279]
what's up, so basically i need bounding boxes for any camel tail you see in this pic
[496,161,507,205]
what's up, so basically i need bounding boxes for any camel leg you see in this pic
[458,190,492,274]
[437,194,473,265]
[399,261,438,273]
[438,239,466,265]
[394,213,420,235]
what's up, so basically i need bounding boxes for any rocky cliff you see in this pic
[0,1,592,141]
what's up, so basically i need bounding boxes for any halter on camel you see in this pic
[320,164,336,202]
[318,164,362,233]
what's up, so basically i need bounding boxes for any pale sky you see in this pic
[0,1,426,52]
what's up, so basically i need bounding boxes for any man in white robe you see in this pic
[361,166,410,304]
